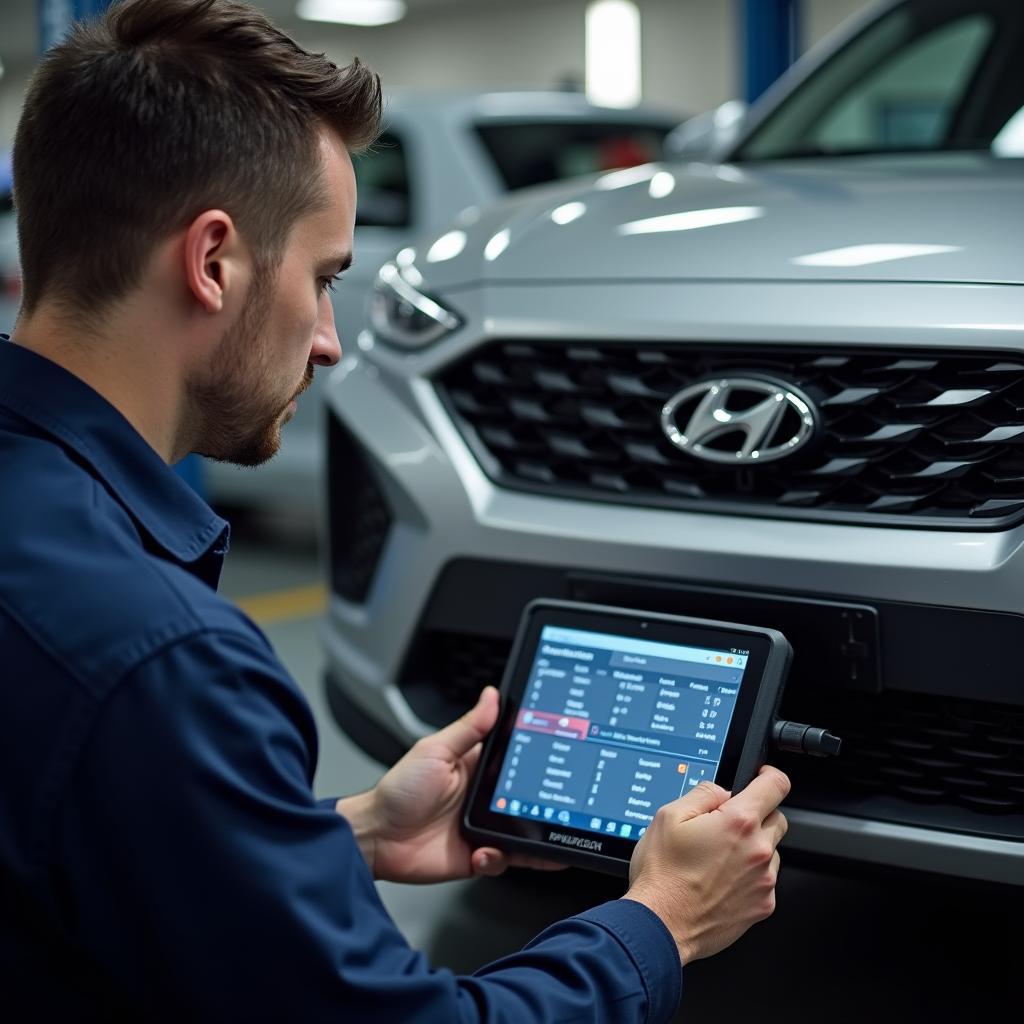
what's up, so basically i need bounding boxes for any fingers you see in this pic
[432,686,500,759]
[725,765,790,820]
[472,847,508,877]
[672,780,731,822]
[471,848,570,877]
[763,809,788,847]
[461,744,483,776]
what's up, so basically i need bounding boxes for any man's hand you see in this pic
[625,765,790,964]
[337,686,566,884]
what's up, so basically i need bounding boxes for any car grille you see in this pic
[326,412,393,603]
[405,631,511,712]
[436,341,1024,527]
[406,631,1024,834]
[781,689,1024,820]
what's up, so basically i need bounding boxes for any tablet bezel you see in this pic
[463,600,790,875]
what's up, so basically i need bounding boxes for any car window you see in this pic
[737,0,1023,159]
[474,121,671,191]
[353,131,411,229]
[814,16,992,150]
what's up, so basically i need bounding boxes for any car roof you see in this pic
[384,90,682,126]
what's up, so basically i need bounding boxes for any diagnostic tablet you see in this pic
[463,600,792,875]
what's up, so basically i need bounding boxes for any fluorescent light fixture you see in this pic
[426,230,467,263]
[551,202,587,225]
[618,206,763,236]
[792,244,960,267]
[296,0,406,27]
[648,171,676,198]
[585,0,641,108]
[484,229,511,262]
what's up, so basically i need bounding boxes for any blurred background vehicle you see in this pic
[0,151,19,337]
[320,0,1024,886]
[204,89,681,514]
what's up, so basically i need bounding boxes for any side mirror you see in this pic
[663,100,748,162]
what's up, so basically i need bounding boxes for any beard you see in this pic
[187,278,312,468]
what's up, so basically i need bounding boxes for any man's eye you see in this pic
[318,274,345,296]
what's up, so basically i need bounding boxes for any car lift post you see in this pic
[741,0,803,103]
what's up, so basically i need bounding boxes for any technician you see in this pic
[0,1,790,1020]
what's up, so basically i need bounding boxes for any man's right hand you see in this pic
[624,765,790,965]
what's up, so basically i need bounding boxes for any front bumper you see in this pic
[320,281,1024,885]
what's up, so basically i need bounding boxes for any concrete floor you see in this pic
[219,518,1019,1024]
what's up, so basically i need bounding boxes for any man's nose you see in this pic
[311,291,342,366]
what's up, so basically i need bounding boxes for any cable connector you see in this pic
[772,720,842,758]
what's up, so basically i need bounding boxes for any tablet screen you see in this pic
[486,624,750,840]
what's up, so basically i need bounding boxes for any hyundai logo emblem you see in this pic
[661,377,817,464]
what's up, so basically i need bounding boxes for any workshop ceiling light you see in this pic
[585,0,641,108]
[296,0,407,27]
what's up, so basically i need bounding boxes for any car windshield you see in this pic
[474,121,672,191]
[735,0,1024,160]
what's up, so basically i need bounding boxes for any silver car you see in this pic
[205,91,678,510]
[321,0,1024,885]
[0,180,19,338]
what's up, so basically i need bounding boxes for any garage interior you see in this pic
[1,2,1020,1021]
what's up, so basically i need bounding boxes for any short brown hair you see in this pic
[13,0,381,317]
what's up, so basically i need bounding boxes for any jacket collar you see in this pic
[0,338,229,576]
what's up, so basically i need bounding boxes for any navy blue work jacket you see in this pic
[0,339,682,1022]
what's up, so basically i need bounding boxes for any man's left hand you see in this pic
[337,686,566,883]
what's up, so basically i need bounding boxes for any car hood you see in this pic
[413,154,1024,289]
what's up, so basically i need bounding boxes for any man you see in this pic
[0,1,789,1019]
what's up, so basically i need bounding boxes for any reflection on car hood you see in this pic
[414,155,1024,289]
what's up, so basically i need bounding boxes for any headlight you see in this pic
[370,260,462,349]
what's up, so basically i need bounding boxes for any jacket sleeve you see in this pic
[53,629,682,1024]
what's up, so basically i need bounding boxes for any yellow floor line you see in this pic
[235,582,328,625]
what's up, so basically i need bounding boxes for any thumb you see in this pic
[672,780,730,823]
[432,686,500,759]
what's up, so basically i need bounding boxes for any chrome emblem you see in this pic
[661,377,817,464]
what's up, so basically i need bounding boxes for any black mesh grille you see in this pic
[406,631,1024,833]
[782,691,1024,819]
[406,631,511,715]
[436,341,1024,527]
[326,412,393,602]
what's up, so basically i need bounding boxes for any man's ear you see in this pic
[183,210,245,314]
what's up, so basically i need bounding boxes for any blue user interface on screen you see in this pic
[489,625,748,840]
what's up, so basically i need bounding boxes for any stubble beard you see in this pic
[188,278,309,468]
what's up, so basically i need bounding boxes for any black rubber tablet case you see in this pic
[462,599,792,876]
